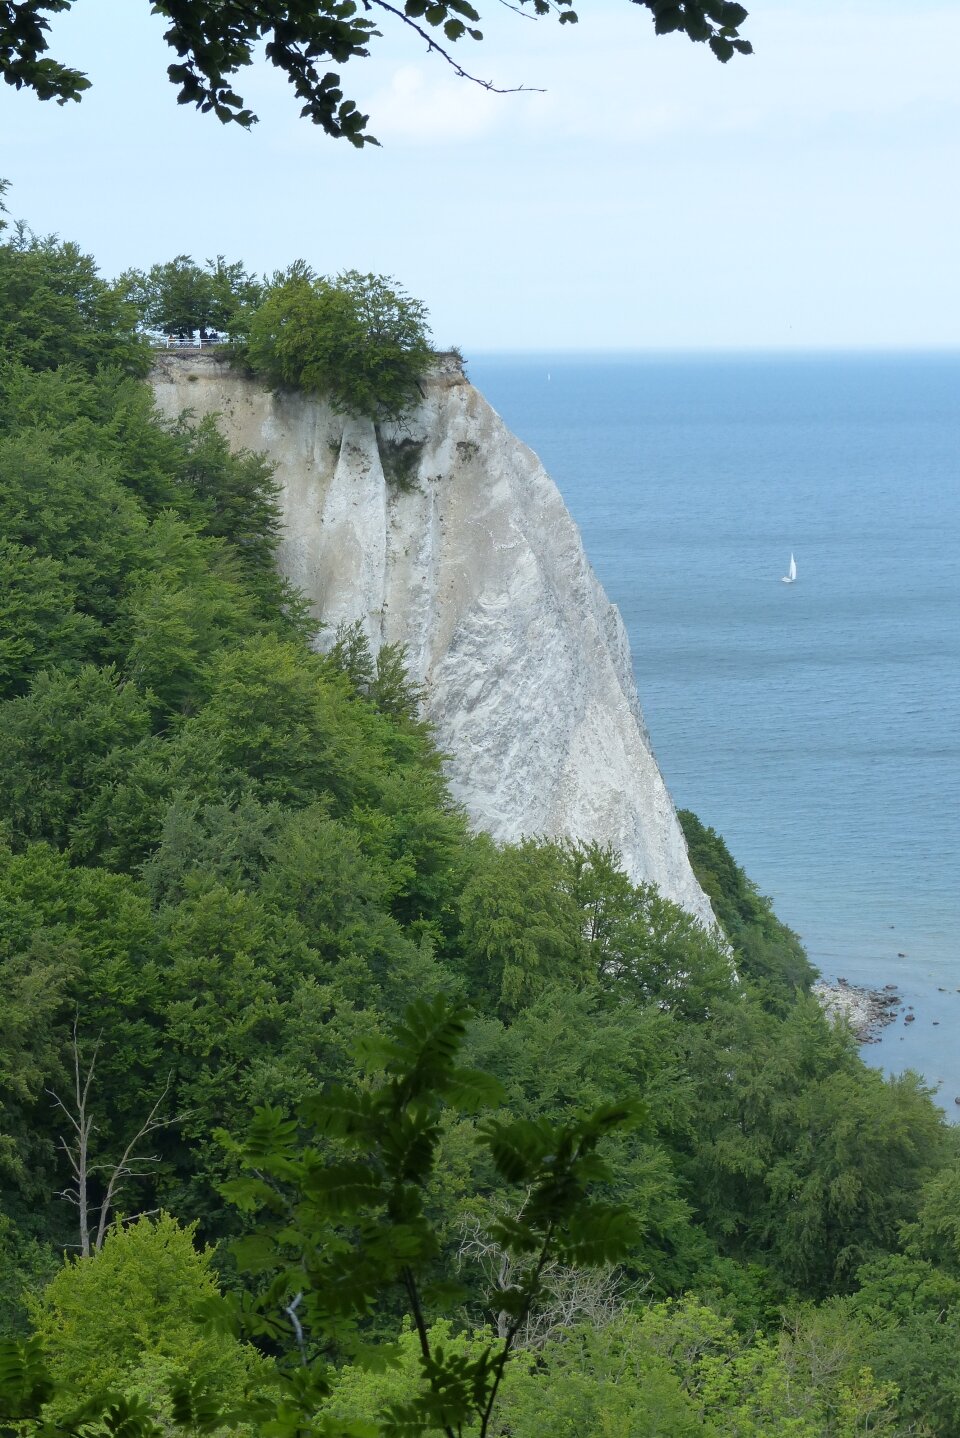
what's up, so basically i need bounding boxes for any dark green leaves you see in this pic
[215,997,641,1435]
[480,1104,644,1268]
[643,0,752,56]
[302,1162,385,1215]
[86,1394,164,1438]
[0,1,88,104]
[0,1338,52,1420]
[169,1377,238,1433]
[382,1344,498,1435]
[0,1337,178,1437]
[157,0,379,141]
[0,0,751,145]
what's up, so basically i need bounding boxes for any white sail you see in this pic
[782,552,797,584]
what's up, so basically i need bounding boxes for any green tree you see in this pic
[0,937,70,1204]
[122,254,263,338]
[122,254,214,337]
[496,1317,705,1438]
[0,540,100,698]
[0,1215,58,1338]
[121,514,260,715]
[684,993,947,1295]
[326,1303,901,1438]
[27,1214,263,1422]
[0,226,147,374]
[458,839,588,1018]
[840,1255,960,1436]
[155,884,313,1127]
[322,1321,506,1433]
[567,841,734,1022]
[0,361,292,601]
[323,1317,706,1437]
[678,809,815,1003]
[0,2,753,145]
[1,999,642,1437]
[900,1160,960,1275]
[0,665,154,854]
[212,995,642,1436]
[0,843,162,1222]
[635,1296,899,1437]
[0,430,150,633]
[206,255,265,333]
[246,270,432,420]
[463,986,705,1293]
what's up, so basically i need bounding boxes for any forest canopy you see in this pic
[2,203,959,1438]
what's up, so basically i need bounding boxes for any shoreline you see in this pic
[813,977,901,1043]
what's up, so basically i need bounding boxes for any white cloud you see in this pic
[361,64,504,143]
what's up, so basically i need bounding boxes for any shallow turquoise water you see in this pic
[469,352,960,1113]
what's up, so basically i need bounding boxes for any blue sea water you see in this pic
[469,352,960,1113]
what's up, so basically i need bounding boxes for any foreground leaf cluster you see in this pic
[0,1,753,146]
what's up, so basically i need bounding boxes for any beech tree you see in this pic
[0,1,752,146]
[26,1215,262,1424]
[0,226,147,374]
[245,269,433,419]
[121,255,264,339]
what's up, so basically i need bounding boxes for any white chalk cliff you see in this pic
[150,351,713,926]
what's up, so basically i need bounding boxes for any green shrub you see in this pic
[27,1214,263,1420]
[246,269,432,420]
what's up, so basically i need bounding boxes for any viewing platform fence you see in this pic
[148,334,228,350]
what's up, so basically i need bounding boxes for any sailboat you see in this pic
[781,553,797,584]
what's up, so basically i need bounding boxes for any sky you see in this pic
[2,0,959,351]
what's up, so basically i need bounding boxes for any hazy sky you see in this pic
[2,0,958,350]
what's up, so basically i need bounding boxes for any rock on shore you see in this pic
[813,979,900,1043]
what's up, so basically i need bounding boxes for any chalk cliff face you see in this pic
[150,351,713,926]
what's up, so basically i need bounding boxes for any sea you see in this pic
[469,352,960,1117]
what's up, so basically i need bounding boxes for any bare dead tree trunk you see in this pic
[48,1025,178,1256]
[47,1024,100,1256]
[91,1074,175,1252]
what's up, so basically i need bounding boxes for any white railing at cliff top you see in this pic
[149,334,226,349]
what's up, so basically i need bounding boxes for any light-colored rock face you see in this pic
[150,351,713,926]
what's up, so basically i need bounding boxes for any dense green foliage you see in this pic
[2,208,960,1437]
[678,807,816,1002]
[0,222,148,375]
[323,1303,903,1437]
[244,268,433,420]
[0,2,753,146]
[121,255,264,339]
[28,1215,264,1420]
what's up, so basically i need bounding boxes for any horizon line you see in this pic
[460,343,960,358]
